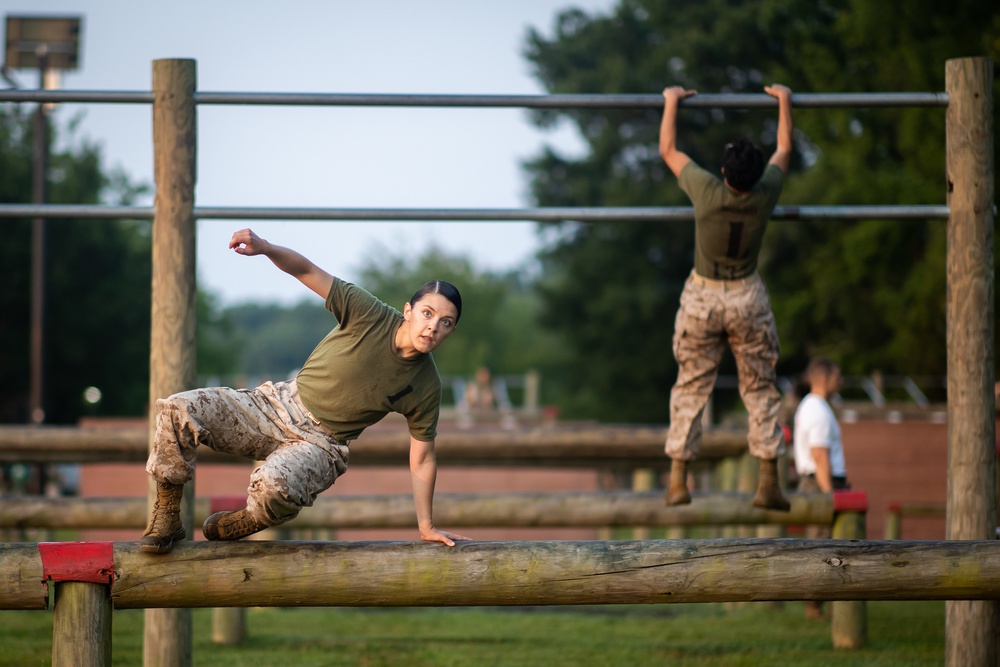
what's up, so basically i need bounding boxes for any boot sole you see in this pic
[139,528,186,554]
[202,510,265,541]
[666,492,692,506]
[752,497,791,511]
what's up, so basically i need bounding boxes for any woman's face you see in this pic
[402,293,459,355]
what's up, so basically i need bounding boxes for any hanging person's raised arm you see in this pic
[764,84,794,174]
[659,86,697,178]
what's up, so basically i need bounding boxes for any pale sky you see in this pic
[4,0,617,304]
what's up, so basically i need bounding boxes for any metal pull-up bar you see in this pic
[0,89,949,108]
[0,203,952,221]
[0,86,951,223]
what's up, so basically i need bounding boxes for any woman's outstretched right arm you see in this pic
[229,228,334,299]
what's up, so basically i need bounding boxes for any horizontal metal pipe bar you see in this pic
[0,204,952,221]
[0,90,949,109]
[194,91,951,109]
[0,90,153,104]
[0,205,154,219]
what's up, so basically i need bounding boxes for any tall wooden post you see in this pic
[831,493,868,649]
[146,58,197,667]
[945,56,997,667]
[52,582,113,666]
[211,607,247,645]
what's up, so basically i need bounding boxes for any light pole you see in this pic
[4,16,81,427]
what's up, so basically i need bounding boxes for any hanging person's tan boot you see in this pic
[666,459,692,505]
[752,457,791,511]
[140,481,186,554]
[202,508,268,541]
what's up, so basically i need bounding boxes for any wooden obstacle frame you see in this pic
[0,56,994,667]
[0,489,971,663]
[4,531,1000,664]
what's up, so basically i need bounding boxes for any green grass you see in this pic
[0,601,944,666]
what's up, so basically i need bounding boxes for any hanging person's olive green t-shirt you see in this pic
[296,278,441,443]
[678,162,784,280]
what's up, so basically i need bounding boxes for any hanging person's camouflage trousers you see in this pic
[665,270,786,461]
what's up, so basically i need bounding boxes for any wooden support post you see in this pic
[831,492,868,649]
[725,454,759,610]
[209,496,250,645]
[631,469,656,539]
[735,453,758,538]
[523,369,540,416]
[884,503,902,540]
[709,458,735,539]
[52,581,112,667]
[146,57,197,667]
[211,607,247,646]
[945,56,998,667]
[755,518,786,611]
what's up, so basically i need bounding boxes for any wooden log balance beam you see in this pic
[0,491,834,530]
[0,424,747,468]
[3,538,1000,611]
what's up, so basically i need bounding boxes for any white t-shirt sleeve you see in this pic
[798,398,835,449]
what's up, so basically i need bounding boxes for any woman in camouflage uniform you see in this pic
[141,228,470,553]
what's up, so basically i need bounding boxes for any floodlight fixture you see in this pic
[4,15,82,71]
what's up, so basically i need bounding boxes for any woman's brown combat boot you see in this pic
[140,481,186,553]
[202,508,268,541]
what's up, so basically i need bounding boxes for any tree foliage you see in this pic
[759,0,999,375]
[220,299,331,381]
[523,0,999,420]
[210,244,568,406]
[357,243,566,384]
[0,106,152,423]
[0,106,239,423]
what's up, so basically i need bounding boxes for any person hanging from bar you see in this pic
[140,228,471,553]
[658,83,795,510]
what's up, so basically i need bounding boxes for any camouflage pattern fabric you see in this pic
[146,379,349,526]
[666,270,785,461]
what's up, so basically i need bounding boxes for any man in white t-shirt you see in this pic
[793,357,849,619]
[794,358,848,494]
